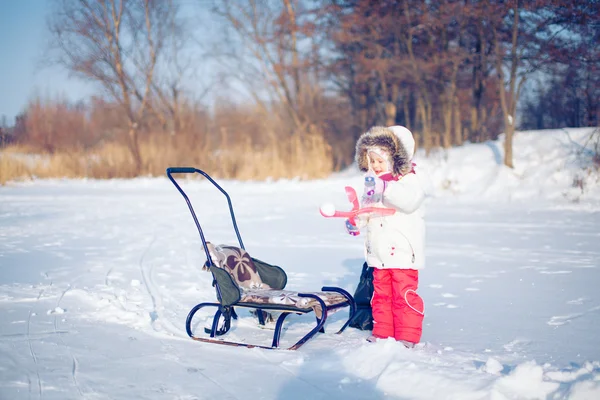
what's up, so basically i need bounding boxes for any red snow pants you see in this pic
[371,268,424,343]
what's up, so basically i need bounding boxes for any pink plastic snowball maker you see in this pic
[319,186,395,226]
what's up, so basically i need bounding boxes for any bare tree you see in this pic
[47,0,178,173]
[147,4,215,136]
[211,0,322,130]
[491,5,517,168]
[325,0,475,152]
[490,0,581,168]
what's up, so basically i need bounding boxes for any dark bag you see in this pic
[348,262,374,330]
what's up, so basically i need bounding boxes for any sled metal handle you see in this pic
[167,167,197,174]
[166,167,245,264]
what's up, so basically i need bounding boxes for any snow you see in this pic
[1,127,599,399]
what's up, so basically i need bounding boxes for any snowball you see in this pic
[130,279,141,287]
[320,203,336,217]
[483,357,503,375]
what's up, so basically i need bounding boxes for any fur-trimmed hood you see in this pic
[356,125,415,176]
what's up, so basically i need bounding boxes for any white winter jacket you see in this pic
[361,172,426,270]
[354,125,426,270]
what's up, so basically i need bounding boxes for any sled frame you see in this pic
[167,167,356,350]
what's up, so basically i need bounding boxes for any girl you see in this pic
[348,125,426,347]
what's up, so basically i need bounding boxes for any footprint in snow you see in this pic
[441,293,458,298]
[539,270,572,275]
[547,305,600,326]
[548,315,573,326]
[503,338,531,352]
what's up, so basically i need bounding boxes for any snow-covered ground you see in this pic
[1,128,599,399]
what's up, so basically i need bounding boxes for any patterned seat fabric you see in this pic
[207,243,349,318]
[207,243,272,290]
[241,289,349,319]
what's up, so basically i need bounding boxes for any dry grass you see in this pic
[1,90,354,185]
[0,150,32,185]
[0,127,335,185]
[215,132,332,180]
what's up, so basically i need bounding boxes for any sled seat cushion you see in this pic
[207,242,272,290]
[206,243,288,307]
[206,243,348,316]
[240,289,349,319]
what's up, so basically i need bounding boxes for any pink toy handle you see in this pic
[345,186,359,210]
[320,185,395,225]
[319,207,395,219]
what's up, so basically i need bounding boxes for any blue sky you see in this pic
[0,1,93,125]
[0,1,223,126]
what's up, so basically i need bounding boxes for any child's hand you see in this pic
[362,171,376,198]
[345,219,360,236]
[363,172,385,204]
[373,176,385,198]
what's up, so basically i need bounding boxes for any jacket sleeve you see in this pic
[383,174,425,214]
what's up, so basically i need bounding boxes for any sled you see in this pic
[166,167,356,350]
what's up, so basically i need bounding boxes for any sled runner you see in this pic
[166,167,356,350]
